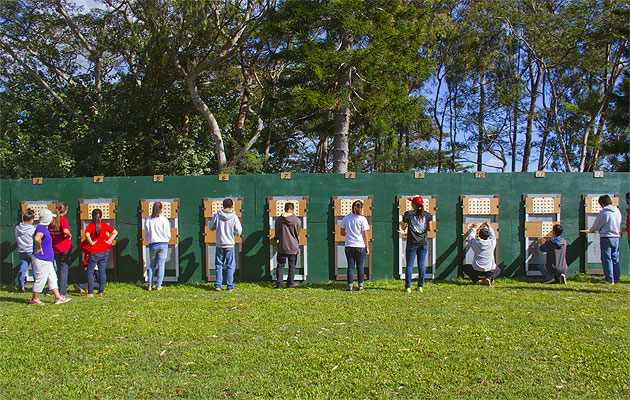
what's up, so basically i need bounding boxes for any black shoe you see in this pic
[274,284,283,289]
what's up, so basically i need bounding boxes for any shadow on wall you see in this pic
[1,241,17,286]
[179,237,197,283]
[567,237,582,273]
[242,230,264,282]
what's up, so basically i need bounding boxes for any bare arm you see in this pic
[362,230,370,255]
[63,228,71,239]
[33,232,43,254]
[106,229,118,245]
[85,232,96,246]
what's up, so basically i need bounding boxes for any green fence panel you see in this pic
[1,173,628,285]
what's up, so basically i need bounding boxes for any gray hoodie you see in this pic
[209,209,243,248]
[15,223,36,253]
[589,205,622,237]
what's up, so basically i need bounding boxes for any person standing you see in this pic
[400,195,432,293]
[143,202,171,291]
[588,195,622,284]
[340,200,370,291]
[538,224,569,284]
[273,202,301,289]
[209,198,242,291]
[83,209,118,297]
[462,222,500,286]
[49,202,72,296]
[30,209,71,305]
[623,192,630,254]
[15,209,36,292]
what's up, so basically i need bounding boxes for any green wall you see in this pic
[1,173,628,285]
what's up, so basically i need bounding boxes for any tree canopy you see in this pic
[1,0,628,178]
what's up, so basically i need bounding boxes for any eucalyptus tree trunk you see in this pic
[332,31,353,174]
[521,59,542,171]
[476,72,485,172]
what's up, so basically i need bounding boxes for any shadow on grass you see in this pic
[0,296,29,304]
[497,284,606,294]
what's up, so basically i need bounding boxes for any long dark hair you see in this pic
[92,208,102,236]
[151,202,162,219]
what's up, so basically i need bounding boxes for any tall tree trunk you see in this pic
[433,70,444,173]
[511,103,518,172]
[185,73,227,170]
[587,103,609,171]
[332,31,353,174]
[477,72,485,172]
[521,59,542,171]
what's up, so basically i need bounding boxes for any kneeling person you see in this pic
[538,224,568,284]
[462,222,500,286]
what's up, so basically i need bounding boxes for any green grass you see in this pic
[1,277,629,399]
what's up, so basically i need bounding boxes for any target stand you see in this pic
[267,197,308,282]
[332,196,373,281]
[396,195,437,280]
[79,198,118,280]
[582,193,620,275]
[203,197,244,282]
[523,194,561,276]
[461,195,500,271]
[19,200,59,283]
[140,199,180,283]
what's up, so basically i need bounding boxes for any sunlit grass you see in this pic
[1,277,628,399]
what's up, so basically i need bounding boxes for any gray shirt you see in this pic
[467,225,497,272]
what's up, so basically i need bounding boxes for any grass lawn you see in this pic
[0,277,628,399]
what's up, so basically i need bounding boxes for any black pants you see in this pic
[462,264,501,282]
[276,253,297,288]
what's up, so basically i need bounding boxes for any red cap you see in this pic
[407,195,423,206]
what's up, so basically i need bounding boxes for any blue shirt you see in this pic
[32,224,54,261]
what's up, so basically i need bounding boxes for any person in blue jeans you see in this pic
[588,195,622,284]
[340,200,370,291]
[14,209,36,292]
[83,209,118,297]
[143,202,172,291]
[209,198,242,291]
[400,195,432,293]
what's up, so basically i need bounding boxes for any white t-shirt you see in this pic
[340,213,370,248]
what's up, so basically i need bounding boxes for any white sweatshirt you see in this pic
[467,226,497,272]
[144,215,172,244]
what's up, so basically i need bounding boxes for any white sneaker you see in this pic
[559,274,567,284]
[29,298,45,306]
[54,296,71,305]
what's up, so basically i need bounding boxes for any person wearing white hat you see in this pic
[30,209,71,305]
[400,195,432,293]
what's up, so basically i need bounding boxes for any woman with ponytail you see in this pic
[49,202,72,296]
[143,202,171,291]
[83,208,117,297]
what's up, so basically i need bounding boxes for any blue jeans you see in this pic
[215,247,235,290]
[600,237,620,283]
[54,249,72,295]
[345,247,365,287]
[16,252,32,290]
[405,244,428,288]
[87,252,109,294]
[148,244,168,289]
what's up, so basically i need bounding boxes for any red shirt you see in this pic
[626,208,630,235]
[48,216,72,253]
[85,221,115,254]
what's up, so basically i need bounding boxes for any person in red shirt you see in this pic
[48,202,72,296]
[83,208,118,297]
[624,192,630,253]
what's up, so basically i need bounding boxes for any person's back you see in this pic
[276,213,301,255]
[468,225,496,272]
[591,203,622,237]
[15,219,36,254]
[210,208,242,247]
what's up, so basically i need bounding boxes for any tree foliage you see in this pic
[1,0,627,178]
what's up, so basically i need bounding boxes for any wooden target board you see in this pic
[582,193,620,275]
[267,196,308,282]
[461,195,499,273]
[203,197,244,282]
[79,198,118,280]
[523,194,562,276]
[332,196,373,281]
[140,199,180,283]
[397,195,437,280]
